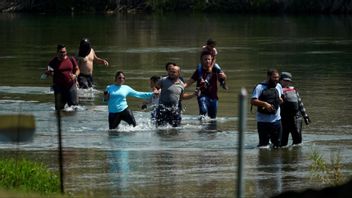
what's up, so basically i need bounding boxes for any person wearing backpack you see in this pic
[251,69,283,148]
[43,44,80,110]
[280,72,311,147]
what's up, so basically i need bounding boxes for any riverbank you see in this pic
[1,0,351,14]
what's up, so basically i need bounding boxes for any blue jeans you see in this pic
[257,120,282,148]
[197,96,218,118]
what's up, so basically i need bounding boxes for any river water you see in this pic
[0,13,352,197]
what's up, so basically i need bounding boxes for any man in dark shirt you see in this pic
[184,51,227,119]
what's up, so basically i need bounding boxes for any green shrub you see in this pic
[0,158,60,194]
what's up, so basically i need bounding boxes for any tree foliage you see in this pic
[0,0,352,14]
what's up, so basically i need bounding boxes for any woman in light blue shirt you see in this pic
[104,71,154,129]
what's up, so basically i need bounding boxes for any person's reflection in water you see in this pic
[204,120,217,131]
[156,128,179,137]
[255,147,303,197]
[154,151,177,197]
[256,149,282,197]
[196,120,218,141]
[108,150,130,194]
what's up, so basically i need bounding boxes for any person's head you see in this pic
[165,62,176,71]
[168,65,181,80]
[266,69,280,88]
[79,38,91,57]
[150,75,160,88]
[114,71,126,85]
[280,72,293,87]
[206,38,216,49]
[200,51,213,69]
[57,44,67,60]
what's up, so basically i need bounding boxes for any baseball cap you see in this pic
[280,72,292,82]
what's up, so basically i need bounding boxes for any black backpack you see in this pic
[254,83,280,114]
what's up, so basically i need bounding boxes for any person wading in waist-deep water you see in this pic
[155,65,196,127]
[77,38,109,89]
[280,71,311,147]
[104,71,159,130]
[251,69,283,149]
[141,75,161,124]
[44,44,80,110]
[184,51,227,120]
[164,62,185,111]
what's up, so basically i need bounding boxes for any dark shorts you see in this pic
[53,83,78,110]
[109,108,136,129]
[155,105,181,127]
[78,74,94,89]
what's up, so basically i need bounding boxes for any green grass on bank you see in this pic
[0,158,60,195]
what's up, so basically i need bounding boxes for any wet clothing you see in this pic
[257,120,282,148]
[281,115,303,146]
[155,105,182,127]
[280,86,309,146]
[156,77,184,127]
[105,84,153,129]
[191,64,223,118]
[149,94,160,123]
[109,108,136,129]
[197,96,218,118]
[48,56,79,110]
[252,83,283,147]
[78,73,94,89]
[106,84,153,113]
[142,92,160,124]
[53,83,78,110]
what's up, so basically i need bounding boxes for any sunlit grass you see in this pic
[0,158,60,194]
[309,149,346,186]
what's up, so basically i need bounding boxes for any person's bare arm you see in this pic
[93,50,109,66]
[181,91,197,100]
[70,60,80,81]
[184,78,196,88]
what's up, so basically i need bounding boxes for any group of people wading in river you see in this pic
[43,38,310,148]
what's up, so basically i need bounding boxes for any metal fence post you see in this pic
[237,88,247,198]
[56,109,64,194]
